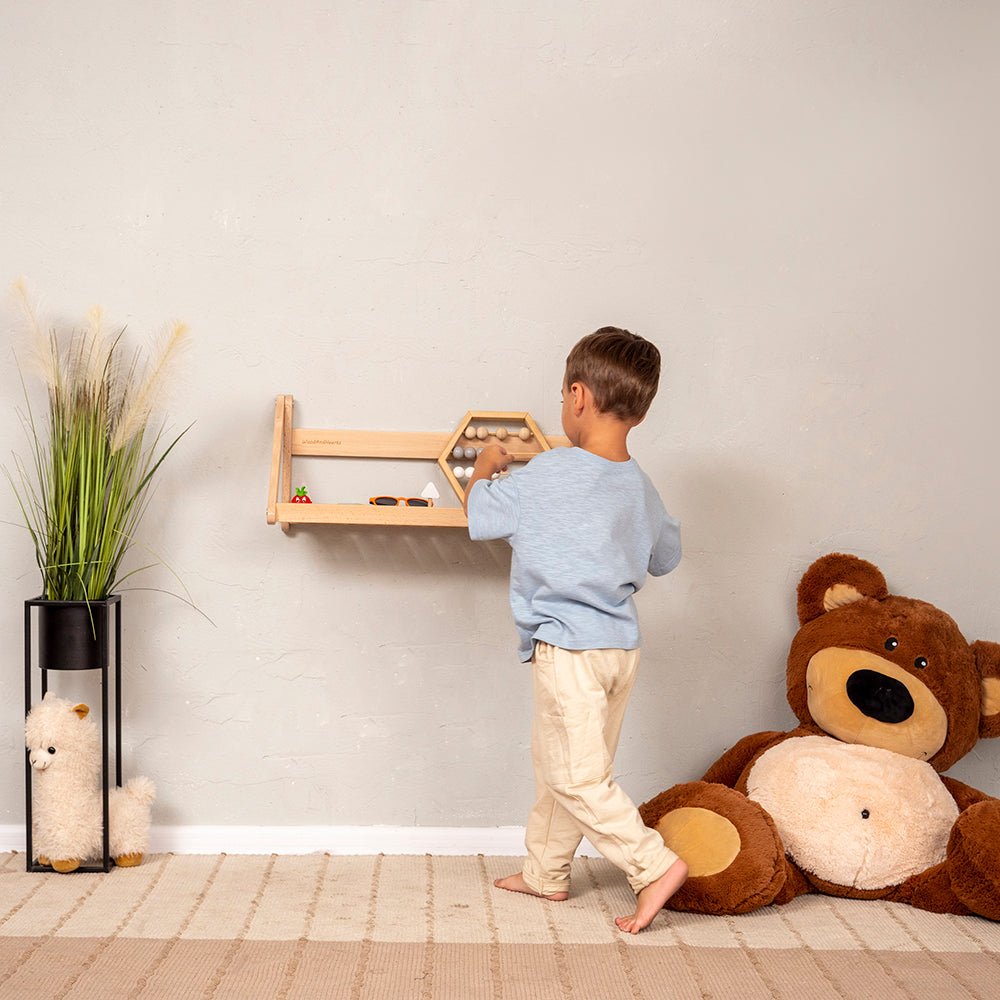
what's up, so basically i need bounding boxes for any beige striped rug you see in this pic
[2,851,999,999]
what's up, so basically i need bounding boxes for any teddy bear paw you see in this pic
[50,858,81,874]
[114,853,144,868]
[947,799,1000,920]
[640,781,788,915]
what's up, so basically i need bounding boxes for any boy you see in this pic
[464,327,687,934]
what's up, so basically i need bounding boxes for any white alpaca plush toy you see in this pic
[25,692,155,872]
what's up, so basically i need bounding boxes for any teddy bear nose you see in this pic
[846,669,915,724]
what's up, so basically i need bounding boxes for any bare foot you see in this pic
[615,857,688,934]
[494,872,569,901]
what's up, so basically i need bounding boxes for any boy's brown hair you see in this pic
[564,326,661,422]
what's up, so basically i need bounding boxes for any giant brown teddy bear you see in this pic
[641,552,1000,919]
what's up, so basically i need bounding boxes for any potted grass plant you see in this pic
[5,282,190,670]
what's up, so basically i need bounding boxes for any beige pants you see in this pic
[521,642,679,896]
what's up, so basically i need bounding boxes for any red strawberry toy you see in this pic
[291,486,312,504]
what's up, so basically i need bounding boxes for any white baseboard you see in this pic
[0,824,599,857]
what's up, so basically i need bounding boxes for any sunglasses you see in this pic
[369,496,434,507]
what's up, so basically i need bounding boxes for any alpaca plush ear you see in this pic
[73,704,90,721]
[797,553,889,625]
[972,641,1000,739]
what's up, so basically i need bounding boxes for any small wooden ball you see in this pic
[518,427,531,440]
[495,427,508,441]
[453,445,465,459]
[464,446,477,460]
[464,426,477,439]
[476,426,488,440]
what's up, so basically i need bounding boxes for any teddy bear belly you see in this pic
[745,735,959,891]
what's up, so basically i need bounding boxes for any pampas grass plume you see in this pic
[110,320,189,453]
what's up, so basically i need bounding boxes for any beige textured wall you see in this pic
[1,1,997,840]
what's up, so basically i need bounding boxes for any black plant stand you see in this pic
[24,596,122,873]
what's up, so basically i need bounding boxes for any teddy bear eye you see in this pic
[914,657,928,670]
[47,747,56,755]
[884,637,899,651]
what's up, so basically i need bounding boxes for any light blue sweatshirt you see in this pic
[467,447,681,661]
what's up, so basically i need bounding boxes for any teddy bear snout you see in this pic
[847,669,915,724]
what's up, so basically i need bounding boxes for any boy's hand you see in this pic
[463,444,512,515]
[474,444,512,477]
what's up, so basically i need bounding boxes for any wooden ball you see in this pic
[464,426,477,439]
[518,427,531,440]
[494,426,508,441]
[476,426,488,440]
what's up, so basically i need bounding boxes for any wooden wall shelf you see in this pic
[267,395,568,530]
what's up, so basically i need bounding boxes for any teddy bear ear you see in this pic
[797,553,889,624]
[972,641,1000,739]
[73,704,90,720]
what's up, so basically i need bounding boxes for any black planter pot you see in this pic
[37,600,109,672]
